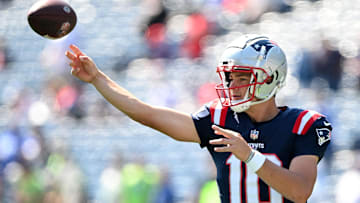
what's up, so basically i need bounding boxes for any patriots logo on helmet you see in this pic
[251,40,275,57]
[316,128,331,146]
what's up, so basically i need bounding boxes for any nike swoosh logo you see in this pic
[324,121,331,126]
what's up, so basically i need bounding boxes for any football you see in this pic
[27,0,77,39]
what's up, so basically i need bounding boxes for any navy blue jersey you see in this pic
[192,99,332,203]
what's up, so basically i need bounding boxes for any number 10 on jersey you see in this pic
[226,154,283,203]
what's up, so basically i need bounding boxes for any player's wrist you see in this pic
[245,149,266,173]
[90,70,103,84]
[244,149,255,163]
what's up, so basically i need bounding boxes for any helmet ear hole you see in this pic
[265,70,278,84]
[265,75,274,84]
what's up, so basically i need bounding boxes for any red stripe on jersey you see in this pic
[219,106,229,126]
[300,113,322,135]
[292,110,308,134]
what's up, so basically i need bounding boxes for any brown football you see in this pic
[27,0,77,39]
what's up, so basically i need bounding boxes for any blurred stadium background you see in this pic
[1,0,360,202]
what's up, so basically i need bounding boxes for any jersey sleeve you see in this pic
[293,116,332,161]
[191,103,214,148]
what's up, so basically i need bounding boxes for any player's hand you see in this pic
[209,125,252,162]
[65,44,99,83]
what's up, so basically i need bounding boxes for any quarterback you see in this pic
[66,34,331,203]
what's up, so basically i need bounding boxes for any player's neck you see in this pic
[245,98,280,123]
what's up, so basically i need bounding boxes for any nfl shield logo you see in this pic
[250,129,259,140]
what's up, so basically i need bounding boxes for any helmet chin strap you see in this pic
[231,103,250,113]
[230,85,281,113]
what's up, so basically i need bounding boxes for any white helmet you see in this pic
[215,34,287,112]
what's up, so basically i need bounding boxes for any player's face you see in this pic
[228,72,251,100]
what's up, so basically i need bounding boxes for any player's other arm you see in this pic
[65,45,200,143]
[256,155,318,203]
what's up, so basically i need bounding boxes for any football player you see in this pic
[66,34,331,203]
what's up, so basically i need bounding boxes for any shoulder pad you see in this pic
[292,110,324,135]
[193,104,211,119]
[208,99,229,127]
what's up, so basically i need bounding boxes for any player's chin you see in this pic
[231,96,244,100]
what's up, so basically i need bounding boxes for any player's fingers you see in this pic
[209,138,233,145]
[69,44,84,56]
[69,61,81,71]
[212,125,238,139]
[71,68,76,75]
[70,59,84,68]
[70,67,80,75]
[214,146,231,153]
[65,50,77,61]
[79,55,91,64]
[69,62,79,68]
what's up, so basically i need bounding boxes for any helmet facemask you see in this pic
[215,65,271,112]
